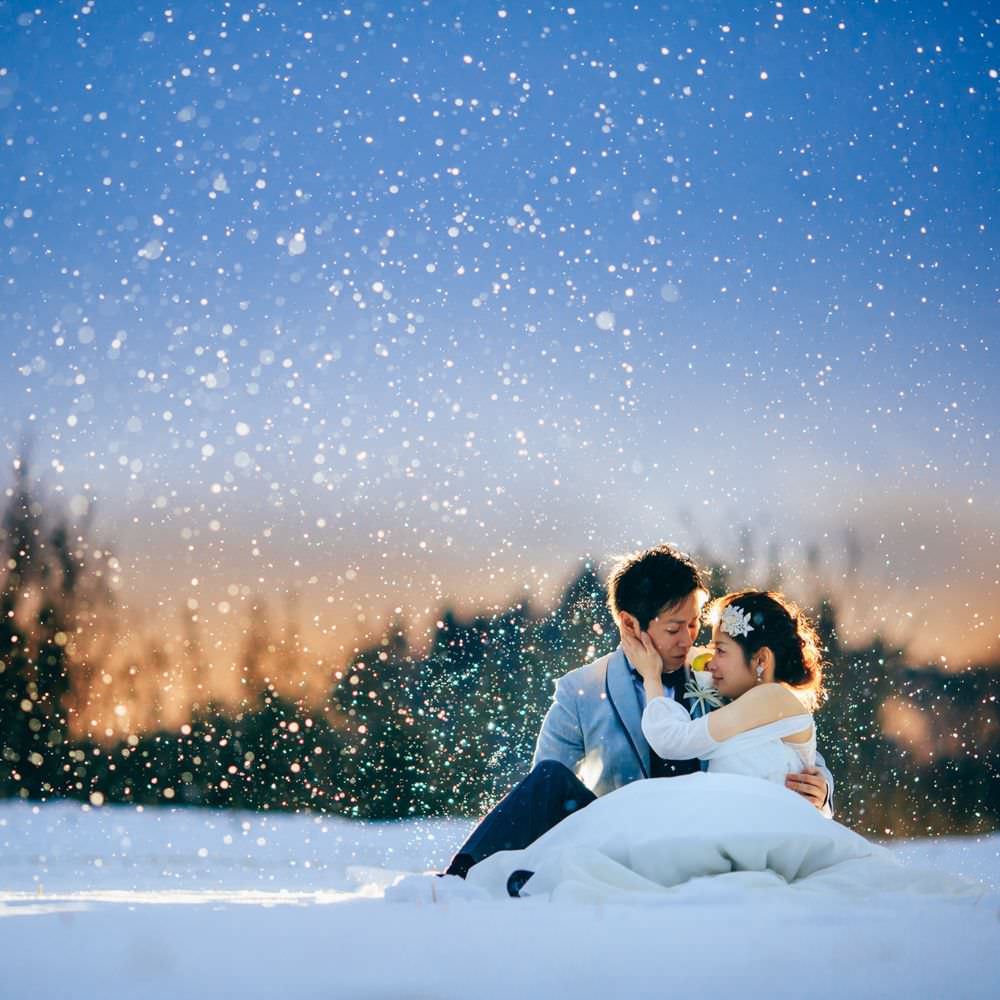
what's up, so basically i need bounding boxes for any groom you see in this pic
[445,543,833,881]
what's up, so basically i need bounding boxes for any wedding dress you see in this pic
[462,704,980,903]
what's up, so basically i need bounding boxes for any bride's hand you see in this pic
[621,628,662,683]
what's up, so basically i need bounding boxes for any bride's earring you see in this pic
[755,664,764,683]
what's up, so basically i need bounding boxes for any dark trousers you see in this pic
[445,760,596,877]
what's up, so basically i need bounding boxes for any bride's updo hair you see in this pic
[708,590,826,709]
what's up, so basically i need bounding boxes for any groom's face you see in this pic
[645,591,702,673]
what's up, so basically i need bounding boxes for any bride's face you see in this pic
[707,625,755,698]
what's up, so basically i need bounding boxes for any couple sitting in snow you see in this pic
[392,544,971,902]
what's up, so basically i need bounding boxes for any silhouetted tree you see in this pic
[0,459,79,798]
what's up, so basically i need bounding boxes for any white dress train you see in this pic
[464,714,980,903]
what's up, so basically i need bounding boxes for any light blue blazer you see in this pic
[532,646,835,814]
[532,646,662,797]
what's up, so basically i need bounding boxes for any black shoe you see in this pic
[506,869,535,897]
[444,852,475,879]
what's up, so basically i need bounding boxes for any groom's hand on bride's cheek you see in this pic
[785,768,828,811]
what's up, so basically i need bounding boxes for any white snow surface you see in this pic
[1,800,998,999]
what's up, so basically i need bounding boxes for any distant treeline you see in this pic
[2,461,998,837]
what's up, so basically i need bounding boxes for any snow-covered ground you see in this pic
[1,800,997,999]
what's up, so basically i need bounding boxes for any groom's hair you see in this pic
[607,544,707,630]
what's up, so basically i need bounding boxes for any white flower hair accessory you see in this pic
[720,604,755,638]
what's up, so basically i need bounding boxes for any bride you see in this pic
[635,589,823,786]
[460,591,976,902]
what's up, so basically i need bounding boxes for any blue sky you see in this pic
[2,1,997,665]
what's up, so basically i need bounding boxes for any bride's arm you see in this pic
[623,629,806,749]
[640,685,803,760]
[641,697,720,760]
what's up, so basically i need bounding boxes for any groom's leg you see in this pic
[445,760,596,877]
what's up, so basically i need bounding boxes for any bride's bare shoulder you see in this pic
[710,684,805,740]
[740,683,811,720]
